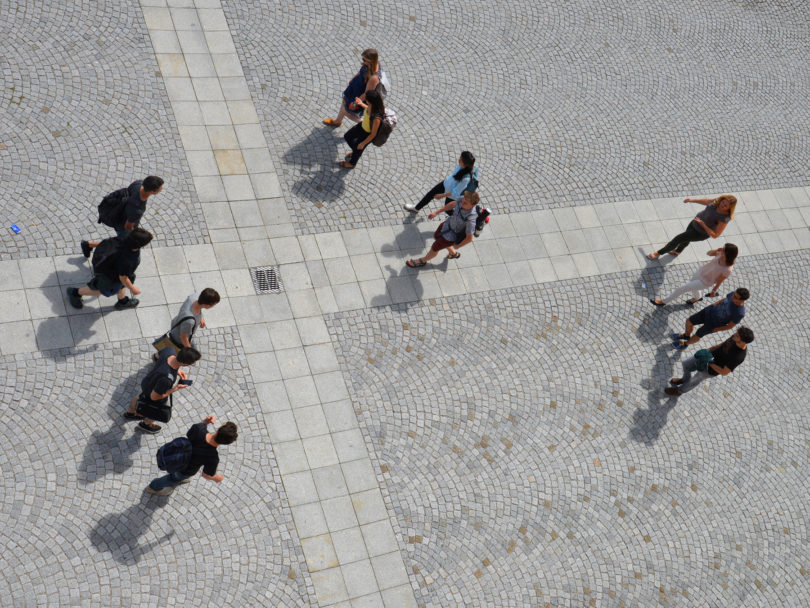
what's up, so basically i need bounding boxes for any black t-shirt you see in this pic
[708,337,747,376]
[140,347,178,401]
[122,180,146,227]
[182,422,219,477]
[115,248,141,280]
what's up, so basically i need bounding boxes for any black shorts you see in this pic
[688,308,720,338]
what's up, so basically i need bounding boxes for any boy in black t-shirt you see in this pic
[147,416,238,495]
[67,227,153,310]
[124,346,202,433]
[665,326,754,397]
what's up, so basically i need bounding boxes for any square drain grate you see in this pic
[250,266,284,294]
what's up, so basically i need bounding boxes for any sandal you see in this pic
[323,118,341,127]
[646,252,660,260]
[406,259,427,268]
[137,421,161,434]
[686,297,703,307]
[447,252,461,259]
[338,161,355,169]
[123,412,143,421]
[648,298,664,307]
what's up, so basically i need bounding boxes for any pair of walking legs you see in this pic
[656,223,708,256]
[343,124,369,166]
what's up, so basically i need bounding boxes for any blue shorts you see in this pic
[688,308,720,338]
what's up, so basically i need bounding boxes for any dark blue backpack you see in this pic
[156,437,193,473]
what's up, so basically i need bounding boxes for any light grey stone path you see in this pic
[0,0,808,606]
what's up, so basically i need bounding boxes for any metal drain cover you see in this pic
[250,266,284,294]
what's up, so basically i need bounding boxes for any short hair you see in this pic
[124,227,153,249]
[463,190,480,205]
[198,288,220,307]
[176,346,202,365]
[143,176,164,192]
[735,287,750,301]
[215,422,238,445]
[737,326,754,344]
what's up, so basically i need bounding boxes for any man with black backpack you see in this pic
[124,345,202,434]
[80,176,164,258]
[66,227,153,310]
[406,191,480,267]
[147,415,238,495]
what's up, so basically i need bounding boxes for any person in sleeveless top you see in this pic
[647,194,736,259]
[649,243,738,307]
[323,49,382,127]
[339,89,384,169]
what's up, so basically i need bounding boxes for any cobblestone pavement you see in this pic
[0,0,208,260]
[0,330,316,607]
[327,251,810,606]
[223,0,810,234]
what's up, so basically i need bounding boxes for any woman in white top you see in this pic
[404,151,476,214]
[649,243,738,307]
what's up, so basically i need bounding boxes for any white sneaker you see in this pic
[403,204,418,213]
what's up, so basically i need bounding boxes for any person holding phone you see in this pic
[124,346,201,434]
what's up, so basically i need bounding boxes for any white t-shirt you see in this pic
[696,252,733,286]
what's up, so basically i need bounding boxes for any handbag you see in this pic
[694,349,714,372]
[136,393,173,423]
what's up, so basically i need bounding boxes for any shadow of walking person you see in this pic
[281,126,346,203]
[371,264,425,312]
[78,367,150,484]
[630,342,681,445]
[89,490,174,565]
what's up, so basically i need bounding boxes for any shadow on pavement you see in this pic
[89,489,174,565]
[281,126,346,202]
[631,338,681,445]
[78,366,149,484]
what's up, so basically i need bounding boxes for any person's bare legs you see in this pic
[417,248,440,265]
[77,286,101,297]
[325,102,362,127]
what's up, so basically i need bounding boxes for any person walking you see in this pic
[323,49,383,127]
[665,326,754,397]
[404,151,477,214]
[81,176,164,257]
[152,288,221,355]
[66,227,153,310]
[146,416,238,495]
[406,191,480,267]
[672,288,749,349]
[124,345,202,434]
[647,194,736,259]
[339,89,385,169]
[649,243,738,307]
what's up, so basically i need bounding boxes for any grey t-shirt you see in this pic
[693,204,730,235]
[440,204,478,242]
[168,295,200,346]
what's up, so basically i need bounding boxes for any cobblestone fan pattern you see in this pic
[326,251,810,606]
[0,329,316,607]
[0,0,208,260]
[222,0,809,235]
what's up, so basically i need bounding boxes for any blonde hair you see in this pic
[713,194,737,219]
[463,191,480,205]
[362,49,379,81]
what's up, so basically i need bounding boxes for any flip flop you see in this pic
[649,298,664,307]
[447,252,461,259]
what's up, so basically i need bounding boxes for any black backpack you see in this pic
[91,237,123,278]
[474,206,491,237]
[372,109,397,147]
[97,187,129,228]
[156,437,193,472]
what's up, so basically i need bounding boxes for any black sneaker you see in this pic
[80,240,91,258]
[66,287,83,309]
[114,297,140,310]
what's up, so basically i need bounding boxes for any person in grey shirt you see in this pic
[153,288,221,354]
[407,191,480,268]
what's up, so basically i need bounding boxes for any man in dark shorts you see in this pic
[124,346,202,433]
[406,190,479,268]
[81,175,164,257]
[146,416,238,495]
[672,288,749,349]
[665,326,754,397]
[66,227,152,310]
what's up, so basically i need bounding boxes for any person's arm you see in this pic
[706,248,720,257]
[428,200,459,219]
[708,362,733,376]
[358,117,381,149]
[201,472,224,482]
[455,234,474,249]
[179,333,192,348]
[360,74,380,99]
[684,198,713,206]
[124,220,136,231]
[150,379,188,401]
[119,275,141,296]
[693,219,727,238]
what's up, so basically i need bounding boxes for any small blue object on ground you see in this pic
[10,224,21,233]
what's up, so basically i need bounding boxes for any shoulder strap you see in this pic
[169,315,196,333]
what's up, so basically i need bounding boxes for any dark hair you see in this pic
[215,422,238,445]
[735,287,750,301]
[198,288,221,306]
[737,326,754,344]
[722,243,738,265]
[143,176,164,192]
[453,151,476,180]
[365,89,385,118]
[124,227,153,249]
[176,346,202,365]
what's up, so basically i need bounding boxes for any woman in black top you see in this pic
[648,194,736,259]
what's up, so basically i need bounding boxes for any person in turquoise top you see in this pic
[404,151,477,214]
